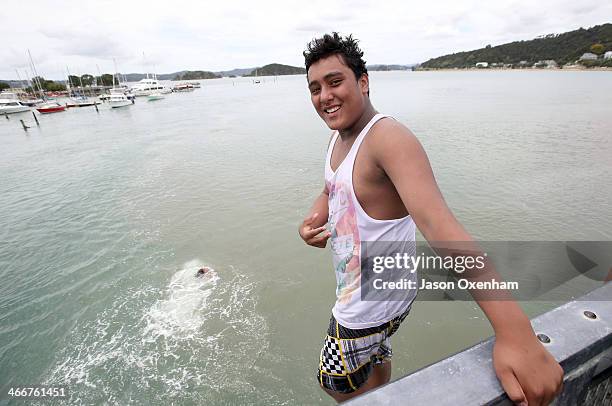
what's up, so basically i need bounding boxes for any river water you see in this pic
[1,71,611,404]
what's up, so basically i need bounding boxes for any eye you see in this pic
[310,87,321,95]
[330,79,342,86]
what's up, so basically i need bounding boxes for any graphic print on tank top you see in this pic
[327,179,361,304]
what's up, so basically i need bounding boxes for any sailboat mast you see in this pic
[27,49,45,99]
[66,66,73,96]
[15,69,26,90]
[113,58,118,89]
[143,52,149,80]
[96,64,101,87]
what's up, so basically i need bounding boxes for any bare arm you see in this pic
[299,185,331,248]
[373,121,563,406]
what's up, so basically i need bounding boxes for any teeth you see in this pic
[325,106,340,114]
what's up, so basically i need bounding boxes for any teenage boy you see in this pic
[299,33,563,404]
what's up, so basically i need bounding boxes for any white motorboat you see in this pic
[109,89,133,108]
[147,93,164,101]
[0,92,31,114]
[130,78,171,97]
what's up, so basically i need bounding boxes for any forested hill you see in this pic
[421,23,612,68]
[244,63,306,76]
[174,71,221,80]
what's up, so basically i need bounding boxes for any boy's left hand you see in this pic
[493,330,564,406]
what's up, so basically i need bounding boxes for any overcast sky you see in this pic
[2,0,610,79]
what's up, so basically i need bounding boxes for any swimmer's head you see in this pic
[195,267,210,277]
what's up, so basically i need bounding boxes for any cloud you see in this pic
[42,29,129,59]
[0,0,610,78]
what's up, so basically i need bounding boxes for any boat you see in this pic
[147,93,164,101]
[65,68,99,108]
[66,95,99,108]
[130,78,171,97]
[106,59,135,108]
[0,92,31,114]
[108,89,133,108]
[21,98,44,107]
[36,102,66,114]
[172,82,195,92]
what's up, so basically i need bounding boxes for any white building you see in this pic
[579,53,598,61]
[475,62,489,68]
[604,51,612,60]
[537,60,558,68]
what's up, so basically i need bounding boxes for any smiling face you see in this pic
[307,54,369,131]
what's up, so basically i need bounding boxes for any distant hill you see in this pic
[421,23,612,69]
[214,68,256,77]
[243,63,306,76]
[367,64,415,71]
[173,71,221,80]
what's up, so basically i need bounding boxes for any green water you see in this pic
[1,71,611,404]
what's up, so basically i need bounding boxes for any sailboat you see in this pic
[26,50,65,113]
[108,59,133,108]
[65,68,99,108]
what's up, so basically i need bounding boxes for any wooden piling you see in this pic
[20,119,29,131]
[32,111,40,126]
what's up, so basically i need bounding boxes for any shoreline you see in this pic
[414,67,612,72]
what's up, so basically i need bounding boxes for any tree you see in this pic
[68,75,80,87]
[31,76,47,91]
[30,76,66,92]
[45,81,66,91]
[81,74,94,86]
[96,74,114,86]
[0,81,10,91]
[590,43,605,55]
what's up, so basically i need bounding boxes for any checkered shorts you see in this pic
[316,306,411,394]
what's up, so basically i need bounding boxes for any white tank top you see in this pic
[325,114,417,329]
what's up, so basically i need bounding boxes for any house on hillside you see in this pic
[579,53,598,61]
[604,51,612,59]
[475,62,489,68]
[534,60,558,69]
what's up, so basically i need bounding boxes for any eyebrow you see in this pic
[308,71,344,88]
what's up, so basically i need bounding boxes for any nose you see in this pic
[320,85,333,103]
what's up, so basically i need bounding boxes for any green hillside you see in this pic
[421,23,612,69]
[174,71,221,80]
[244,63,306,76]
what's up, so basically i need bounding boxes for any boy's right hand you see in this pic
[299,213,331,248]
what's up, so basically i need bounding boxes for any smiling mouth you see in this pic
[324,105,341,114]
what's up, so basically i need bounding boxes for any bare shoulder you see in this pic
[368,117,426,162]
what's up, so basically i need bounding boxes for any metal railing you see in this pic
[345,283,611,405]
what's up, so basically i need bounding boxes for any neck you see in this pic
[338,101,377,141]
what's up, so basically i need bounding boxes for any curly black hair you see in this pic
[303,32,368,80]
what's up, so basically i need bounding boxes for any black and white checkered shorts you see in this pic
[316,306,411,394]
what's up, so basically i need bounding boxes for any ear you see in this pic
[359,73,369,95]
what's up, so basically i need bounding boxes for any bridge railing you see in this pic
[345,283,612,405]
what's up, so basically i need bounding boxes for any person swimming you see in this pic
[195,267,211,278]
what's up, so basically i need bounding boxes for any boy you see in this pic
[299,33,563,404]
